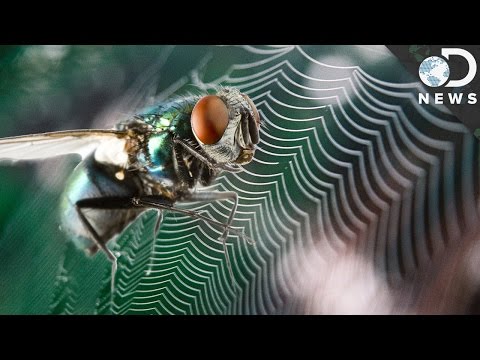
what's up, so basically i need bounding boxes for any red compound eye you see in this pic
[191,95,229,145]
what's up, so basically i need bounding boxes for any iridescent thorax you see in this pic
[132,99,197,187]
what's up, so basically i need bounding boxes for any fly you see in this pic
[0,87,261,293]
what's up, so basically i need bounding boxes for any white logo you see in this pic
[418,48,477,105]
[418,48,476,88]
[441,48,476,87]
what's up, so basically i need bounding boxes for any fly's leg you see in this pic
[171,138,249,289]
[76,196,251,241]
[137,195,254,292]
[183,191,242,291]
[74,196,252,294]
[173,138,243,173]
[153,210,164,239]
[135,196,253,243]
[75,203,118,295]
[75,196,148,296]
[172,138,195,188]
[186,191,240,240]
[147,210,164,276]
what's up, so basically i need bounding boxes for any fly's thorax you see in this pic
[136,98,196,134]
[125,98,196,170]
[144,132,171,172]
[137,131,177,191]
[121,99,198,191]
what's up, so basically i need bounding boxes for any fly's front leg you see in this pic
[135,195,252,293]
[75,196,253,295]
[172,138,195,188]
[153,210,164,239]
[76,196,169,276]
[135,196,253,243]
[173,138,243,173]
[147,210,164,276]
[182,191,249,293]
[75,201,123,294]
[185,191,239,243]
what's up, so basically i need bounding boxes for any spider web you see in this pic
[2,45,479,314]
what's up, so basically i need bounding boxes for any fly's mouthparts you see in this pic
[235,149,254,164]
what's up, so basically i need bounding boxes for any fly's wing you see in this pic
[0,129,129,162]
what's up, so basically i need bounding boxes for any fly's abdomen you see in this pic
[59,155,144,254]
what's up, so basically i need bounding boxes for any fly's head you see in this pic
[190,87,260,167]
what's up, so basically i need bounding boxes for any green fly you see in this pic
[0,87,260,291]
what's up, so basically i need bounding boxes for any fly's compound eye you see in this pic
[191,95,229,145]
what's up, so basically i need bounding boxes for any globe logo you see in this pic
[418,56,450,87]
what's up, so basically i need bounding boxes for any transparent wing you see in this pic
[0,129,128,162]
